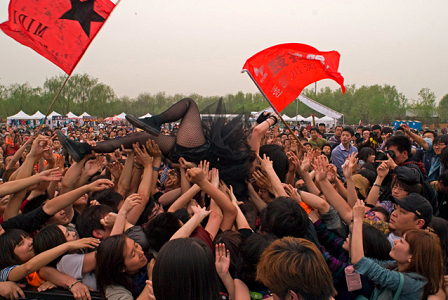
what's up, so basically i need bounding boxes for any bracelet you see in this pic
[373,183,381,188]
[68,280,81,291]
[152,166,160,172]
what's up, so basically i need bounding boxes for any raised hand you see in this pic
[353,198,366,222]
[133,143,153,168]
[100,212,117,228]
[186,167,208,186]
[145,140,162,159]
[376,162,389,179]
[311,156,328,182]
[29,135,50,157]
[84,157,103,177]
[252,170,272,191]
[106,161,123,180]
[67,237,101,251]
[179,157,197,170]
[215,243,231,278]
[120,193,142,214]
[38,168,63,182]
[191,204,211,220]
[283,184,301,202]
[257,153,274,172]
[210,168,220,188]
[87,179,114,192]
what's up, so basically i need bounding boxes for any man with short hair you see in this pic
[388,193,433,244]
[257,237,336,300]
[327,125,342,148]
[331,127,358,180]
[307,128,327,149]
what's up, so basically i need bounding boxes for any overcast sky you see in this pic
[1,0,447,105]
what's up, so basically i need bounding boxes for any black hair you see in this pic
[236,233,276,283]
[173,208,190,224]
[153,238,221,300]
[358,147,375,163]
[318,123,326,127]
[265,197,309,239]
[76,205,114,238]
[144,212,182,252]
[0,229,29,269]
[434,135,448,150]
[342,126,354,137]
[372,124,382,131]
[440,147,448,172]
[95,235,135,297]
[381,127,394,135]
[259,144,289,183]
[429,217,448,273]
[362,224,391,260]
[309,127,319,133]
[369,206,390,222]
[214,230,244,277]
[396,126,405,132]
[321,143,332,150]
[423,130,437,139]
[358,168,377,187]
[438,171,448,186]
[33,224,66,267]
[385,135,412,154]
[90,189,124,213]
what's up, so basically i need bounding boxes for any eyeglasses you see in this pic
[434,143,446,148]
[392,185,407,193]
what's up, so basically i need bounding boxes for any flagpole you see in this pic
[38,74,71,134]
[242,70,303,151]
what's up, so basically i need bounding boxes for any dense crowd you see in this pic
[1,98,448,300]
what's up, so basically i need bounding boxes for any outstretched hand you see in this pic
[215,243,231,278]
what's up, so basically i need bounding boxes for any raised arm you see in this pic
[116,146,135,197]
[402,124,429,151]
[343,153,359,208]
[350,199,366,264]
[313,156,352,225]
[365,162,389,206]
[258,154,288,198]
[8,238,100,282]
[186,167,237,231]
[126,143,153,225]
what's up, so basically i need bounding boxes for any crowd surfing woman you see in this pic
[351,199,444,299]
[57,98,252,198]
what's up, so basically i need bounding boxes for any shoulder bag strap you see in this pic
[392,273,405,300]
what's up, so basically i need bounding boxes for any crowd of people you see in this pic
[1,97,448,300]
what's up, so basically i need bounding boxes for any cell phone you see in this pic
[345,266,362,291]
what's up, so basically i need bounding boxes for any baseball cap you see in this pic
[390,193,433,225]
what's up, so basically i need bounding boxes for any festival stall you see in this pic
[6,110,31,126]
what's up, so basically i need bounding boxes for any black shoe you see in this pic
[56,130,91,163]
[125,115,160,136]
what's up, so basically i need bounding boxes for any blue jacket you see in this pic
[353,257,426,300]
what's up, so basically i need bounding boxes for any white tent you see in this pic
[29,111,46,119]
[48,111,61,118]
[66,112,80,119]
[79,112,91,117]
[281,114,295,122]
[7,110,31,120]
[291,114,305,122]
[316,116,337,128]
[116,112,127,120]
[139,113,152,119]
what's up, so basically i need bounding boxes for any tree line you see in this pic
[1,73,447,125]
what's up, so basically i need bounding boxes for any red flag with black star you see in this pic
[0,0,118,75]
[242,43,345,113]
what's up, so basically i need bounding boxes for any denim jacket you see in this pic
[353,257,426,300]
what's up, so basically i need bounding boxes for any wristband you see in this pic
[152,166,160,172]
[373,183,381,188]
[269,115,278,125]
[68,280,81,291]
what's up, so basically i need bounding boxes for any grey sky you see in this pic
[1,0,447,105]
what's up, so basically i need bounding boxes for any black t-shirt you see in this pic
[2,206,51,233]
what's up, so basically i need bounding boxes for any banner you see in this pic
[0,0,118,74]
[242,43,345,112]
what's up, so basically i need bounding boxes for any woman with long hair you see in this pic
[33,224,98,290]
[0,229,99,282]
[152,237,221,300]
[351,199,444,299]
[95,234,150,300]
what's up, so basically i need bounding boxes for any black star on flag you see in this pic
[60,0,105,38]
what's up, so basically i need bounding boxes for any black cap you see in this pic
[390,193,433,225]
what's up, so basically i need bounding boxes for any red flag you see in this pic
[242,43,345,112]
[0,0,118,75]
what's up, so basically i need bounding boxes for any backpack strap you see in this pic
[392,273,405,300]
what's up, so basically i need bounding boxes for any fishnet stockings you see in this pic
[92,98,204,154]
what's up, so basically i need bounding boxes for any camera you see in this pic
[375,150,395,161]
